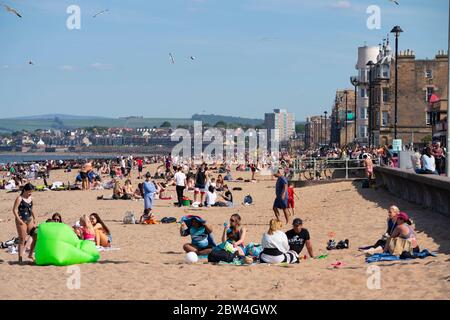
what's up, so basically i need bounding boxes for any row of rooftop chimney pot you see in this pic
[397,49,448,57]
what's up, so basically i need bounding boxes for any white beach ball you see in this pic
[185,252,198,264]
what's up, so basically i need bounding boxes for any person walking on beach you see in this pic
[12,183,37,263]
[273,168,289,225]
[363,154,374,183]
[136,158,144,179]
[174,166,186,207]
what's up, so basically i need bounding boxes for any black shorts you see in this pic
[80,172,88,180]
[138,166,143,172]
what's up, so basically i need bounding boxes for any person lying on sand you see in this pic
[180,218,214,255]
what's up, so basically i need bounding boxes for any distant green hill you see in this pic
[0,116,193,133]
[191,114,264,126]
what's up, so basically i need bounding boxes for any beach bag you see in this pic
[245,243,262,257]
[123,211,136,224]
[362,179,370,189]
[208,249,237,263]
[243,195,253,205]
[386,237,413,256]
[160,217,177,224]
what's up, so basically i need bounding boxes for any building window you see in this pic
[426,69,433,79]
[382,111,389,127]
[359,107,367,119]
[360,88,366,98]
[359,126,367,138]
[382,88,389,103]
[426,112,431,125]
[425,87,434,102]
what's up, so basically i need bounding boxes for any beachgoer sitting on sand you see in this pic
[385,212,420,253]
[180,218,214,255]
[92,176,103,190]
[260,219,298,264]
[74,215,96,242]
[215,174,224,191]
[222,214,246,257]
[217,185,233,207]
[286,218,314,258]
[139,208,156,224]
[89,213,112,247]
[51,213,63,223]
[360,205,401,254]
[133,183,143,199]
[157,182,172,200]
[122,179,134,199]
[224,170,233,181]
[186,174,195,190]
[205,185,217,207]
[113,181,124,199]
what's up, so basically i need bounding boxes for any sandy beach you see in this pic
[0,164,449,300]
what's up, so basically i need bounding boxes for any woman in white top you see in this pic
[260,219,298,264]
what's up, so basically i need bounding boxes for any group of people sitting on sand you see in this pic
[360,205,420,255]
[180,214,314,264]
[173,164,235,208]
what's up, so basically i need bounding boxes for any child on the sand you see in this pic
[287,182,299,216]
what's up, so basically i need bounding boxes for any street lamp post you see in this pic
[350,76,359,144]
[320,115,323,147]
[344,90,349,146]
[367,61,375,147]
[391,25,403,140]
[324,111,328,146]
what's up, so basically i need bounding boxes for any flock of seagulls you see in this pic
[2,0,401,67]
[169,53,196,64]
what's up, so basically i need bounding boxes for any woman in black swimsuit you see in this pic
[12,183,37,263]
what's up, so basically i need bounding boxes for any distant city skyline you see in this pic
[0,0,448,122]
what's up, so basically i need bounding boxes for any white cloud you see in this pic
[332,1,351,9]
[60,65,75,71]
[90,62,113,70]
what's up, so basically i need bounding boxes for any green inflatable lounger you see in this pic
[35,222,100,266]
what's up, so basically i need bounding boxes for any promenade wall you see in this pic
[374,166,450,217]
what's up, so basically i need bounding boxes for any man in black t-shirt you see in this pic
[285,218,314,258]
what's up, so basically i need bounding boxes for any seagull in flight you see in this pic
[1,3,22,17]
[28,61,34,65]
[93,9,109,18]
[190,56,195,61]
[389,0,399,5]
[169,53,175,64]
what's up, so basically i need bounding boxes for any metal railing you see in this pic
[288,157,380,181]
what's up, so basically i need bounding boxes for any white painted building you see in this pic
[355,45,379,144]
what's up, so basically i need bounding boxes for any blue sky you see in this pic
[0,0,448,121]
